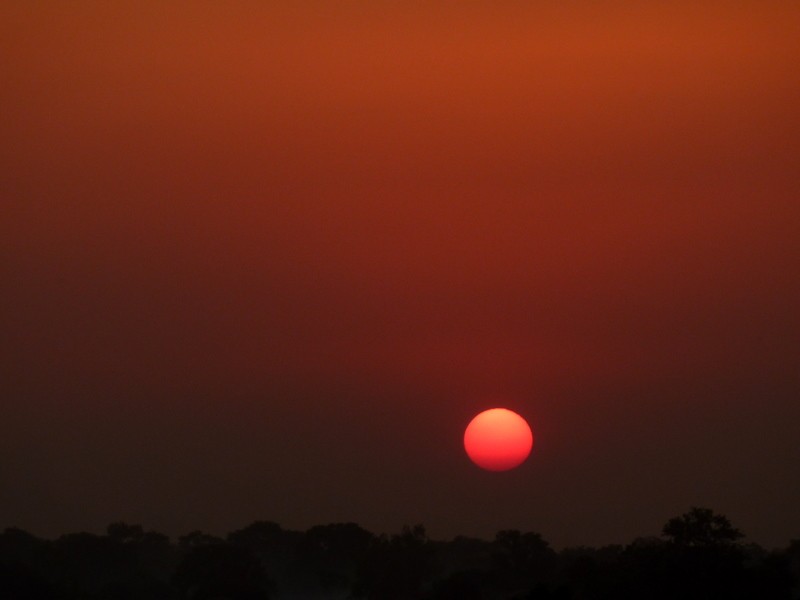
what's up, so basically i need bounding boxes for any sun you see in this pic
[464,408,533,471]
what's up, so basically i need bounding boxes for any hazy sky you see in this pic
[2,1,799,548]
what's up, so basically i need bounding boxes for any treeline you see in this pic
[1,507,799,599]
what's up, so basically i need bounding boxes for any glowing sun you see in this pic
[464,408,533,471]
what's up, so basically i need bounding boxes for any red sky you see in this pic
[2,1,800,548]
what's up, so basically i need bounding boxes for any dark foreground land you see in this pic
[2,508,799,599]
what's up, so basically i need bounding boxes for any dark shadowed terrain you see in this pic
[2,508,799,599]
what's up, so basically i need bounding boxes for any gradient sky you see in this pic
[2,2,799,549]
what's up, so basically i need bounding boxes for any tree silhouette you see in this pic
[493,530,555,575]
[292,522,373,592]
[662,507,744,547]
[107,522,145,544]
[492,530,556,595]
[606,509,752,599]
[179,530,224,549]
[0,514,796,599]
[227,521,303,594]
[354,524,436,599]
[173,542,271,600]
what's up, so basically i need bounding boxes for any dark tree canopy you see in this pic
[0,511,796,600]
[662,507,744,547]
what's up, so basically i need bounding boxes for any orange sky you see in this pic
[2,2,800,547]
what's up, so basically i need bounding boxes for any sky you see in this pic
[2,1,799,549]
